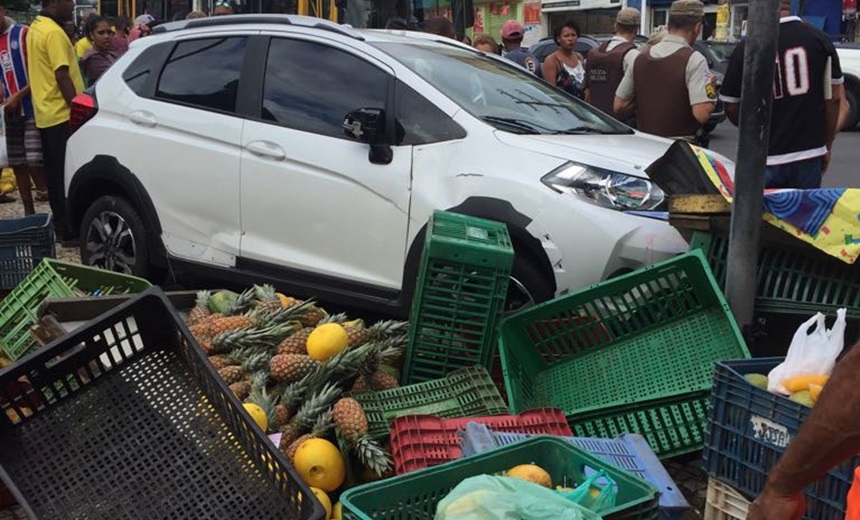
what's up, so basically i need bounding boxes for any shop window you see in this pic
[652,8,668,31]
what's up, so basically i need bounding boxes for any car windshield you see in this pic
[371,42,632,135]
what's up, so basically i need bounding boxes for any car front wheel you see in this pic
[79,195,150,277]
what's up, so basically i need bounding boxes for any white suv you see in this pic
[66,15,728,315]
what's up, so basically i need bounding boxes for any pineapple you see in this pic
[368,371,399,390]
[229,380,253,400]
[332,398,367,444]
[187,290,212,326]
[333,397,392,477]
[211,322,297,355]
[192,314,256,344]
[351,376,370,393]
[246,378,281,431]
[291,301,328,328]
[254,284,282,315]
[219,351,270,385]
[345,320,409,348]
[207,353,232,371]
[284,410,333,461]
[276,313,348,355]
[226,287,259,315]
[270,354,319,383]
[278,382,342,450]
[353,339,404,391]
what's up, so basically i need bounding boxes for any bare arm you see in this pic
[542,55,557,84]
[614,96,634,117]
[826,84,843,148]
[725,102,739,126]
[749,341,860,520]
[837,85,850,131]
[55,65,77,107]
[691,102,714,126]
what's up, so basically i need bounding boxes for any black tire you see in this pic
[505,254,554,313]
[79,195,151,277]
[845,88,860,131]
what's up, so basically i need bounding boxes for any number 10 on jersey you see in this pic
[774,47,810,99]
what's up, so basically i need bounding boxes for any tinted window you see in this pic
[156,37,247,113]
[123,43,170,96]
[262,39,389,139]
[395,82,465,145]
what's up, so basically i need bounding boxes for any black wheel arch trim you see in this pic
[68,155,168,267]
[399,197,557,308]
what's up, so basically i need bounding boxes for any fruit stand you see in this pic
[0,206,856,520]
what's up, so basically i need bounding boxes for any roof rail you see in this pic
[152,14,364,40]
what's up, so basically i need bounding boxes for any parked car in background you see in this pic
[835,43,860,130]
[526,35,725,133]
[65,15,715,317]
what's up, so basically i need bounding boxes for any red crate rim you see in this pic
[390,408,571,474]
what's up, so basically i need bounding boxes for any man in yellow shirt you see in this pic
[27,0,84,242]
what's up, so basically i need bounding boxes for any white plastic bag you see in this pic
[0,111,8,168]
[767,308,847,395]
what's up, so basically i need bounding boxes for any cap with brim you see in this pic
[669,0,704,17]
[616,7,640,26]
[501,20,524,39]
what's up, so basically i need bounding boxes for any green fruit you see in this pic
[379,364,400,381]
[789,390,815,407]
[744,373,769,390]
[209,290,238,314]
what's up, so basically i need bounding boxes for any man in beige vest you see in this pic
[613,0,716,140]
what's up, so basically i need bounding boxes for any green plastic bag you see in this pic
[558,469,618,514]
[435,475,602,520]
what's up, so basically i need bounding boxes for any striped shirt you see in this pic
[0,22,34,117]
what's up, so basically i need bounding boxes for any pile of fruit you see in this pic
[744,373,828,406]
[186,285,408,517]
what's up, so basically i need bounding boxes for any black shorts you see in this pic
[5,112,43,167]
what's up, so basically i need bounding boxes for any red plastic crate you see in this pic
[390,408,572,474]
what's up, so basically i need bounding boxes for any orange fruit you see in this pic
[506,464,552,487]
[293,438,346,492]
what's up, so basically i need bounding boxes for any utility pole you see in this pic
[724,0,780,333]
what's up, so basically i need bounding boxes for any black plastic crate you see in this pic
[703,357,857,519]
[0,288,325,520]
[0,214,55,290]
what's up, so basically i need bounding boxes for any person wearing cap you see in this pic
[720,0,843,189]
[614,0,716,141]
[500,20,541,77]
[584,7,640,119]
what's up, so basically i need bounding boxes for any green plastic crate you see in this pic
[341,436,659,520]
[354,366,509,439]
[0,259,151,360]
[690,231,860,317]
[499,250,749,458]
[403,211,514,385]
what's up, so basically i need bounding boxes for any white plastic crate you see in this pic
[705,479,750,520]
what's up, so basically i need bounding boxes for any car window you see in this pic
[123,43,170,96]
[261,38,390,140]
[373,42,630,136]
[395,81,465,145]
[155,37,247,113]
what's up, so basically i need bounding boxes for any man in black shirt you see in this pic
[720,0,843,189]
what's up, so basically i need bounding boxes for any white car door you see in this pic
[239,37,412,290]
[109,35,249,266]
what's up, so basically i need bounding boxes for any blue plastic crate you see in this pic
[0,214,55,290]
[703,357,858,519]
[459,423,689,519]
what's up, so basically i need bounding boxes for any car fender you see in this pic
[68,155,168,267]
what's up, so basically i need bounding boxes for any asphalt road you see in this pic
[707,122,860,188]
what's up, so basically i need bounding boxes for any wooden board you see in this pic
[668,194,731,215]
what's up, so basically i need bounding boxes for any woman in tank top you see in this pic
[542,21,586,100]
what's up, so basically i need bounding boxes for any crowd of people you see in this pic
[0,0,844,235]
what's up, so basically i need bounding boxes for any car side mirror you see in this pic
[342,108,392,165]
[343,108,385,144]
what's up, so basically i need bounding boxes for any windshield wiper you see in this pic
[552,126,619,135]
[481,116,543,134]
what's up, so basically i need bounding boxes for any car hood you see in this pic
[494,131,676,178]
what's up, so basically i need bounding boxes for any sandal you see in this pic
[35,190,49,202]
[0,193,16,203]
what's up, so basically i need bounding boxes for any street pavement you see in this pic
[708,122,860,188]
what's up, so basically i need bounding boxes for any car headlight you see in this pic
[541,162,665,211]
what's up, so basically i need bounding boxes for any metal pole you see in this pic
[640,0,647,35]
[724,0,780,332]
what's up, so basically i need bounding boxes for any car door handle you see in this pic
[246,141,286,160]
[128,111,157,127]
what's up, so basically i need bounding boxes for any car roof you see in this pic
[150,14,476,49]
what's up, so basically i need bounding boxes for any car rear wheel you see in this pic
[844,88,860,131]
[79,195,150,277]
